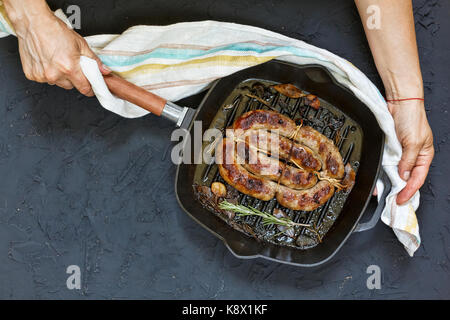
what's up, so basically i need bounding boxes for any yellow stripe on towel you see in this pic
[116,55,275,78]
[0,3,14,33]
[404,203,419,234]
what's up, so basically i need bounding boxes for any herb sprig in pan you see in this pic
[219,201,311,228]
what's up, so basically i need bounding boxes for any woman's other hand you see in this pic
[4,0,111,96]
[388,100,434,204]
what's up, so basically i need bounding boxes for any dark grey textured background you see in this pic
[0,0,448,299]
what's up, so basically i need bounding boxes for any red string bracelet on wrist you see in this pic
[385,97,424,103]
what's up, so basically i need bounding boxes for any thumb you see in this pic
[398,143,420,181]
[80,45,111,76]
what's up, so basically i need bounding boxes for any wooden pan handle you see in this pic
[103,74,166,116]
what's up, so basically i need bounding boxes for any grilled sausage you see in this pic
[238,129,322,172]
[216,137,334,211]
[276,181,334,211]
[233,109,298,133]
[233,110,345,179]
[235,140,318,189]
[341,163,356,192]
[216,137,277,201]
[294,126,344,179]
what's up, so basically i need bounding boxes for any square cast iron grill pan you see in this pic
[199,78,358,248]
[175,61,386,266]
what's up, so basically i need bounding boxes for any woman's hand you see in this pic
[388,100,434,205]
[4,0,110,96]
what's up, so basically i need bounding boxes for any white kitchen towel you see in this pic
[0,9,421,255]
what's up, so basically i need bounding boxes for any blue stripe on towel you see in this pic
[98,42,322,67]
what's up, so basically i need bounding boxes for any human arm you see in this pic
[355,0,434,205]
[3,0,110,95]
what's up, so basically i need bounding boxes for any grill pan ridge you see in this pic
[175,61,386,266]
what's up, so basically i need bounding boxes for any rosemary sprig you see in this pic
[245,94,277,111]
[219,201,311,228]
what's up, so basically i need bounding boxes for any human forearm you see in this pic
[3,0,53,35]
[355,0,423,99]
[355,0,433,205]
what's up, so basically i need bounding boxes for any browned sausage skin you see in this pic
[216,138,277,201]
[295,126,344,179]
[235,140,318,190]
[233,110,345,179]
[238,129,322,172]
[216,137,334,211]
[233,109,296,133]
[276,181,334,211]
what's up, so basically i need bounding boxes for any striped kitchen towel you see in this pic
[0,6,421,256]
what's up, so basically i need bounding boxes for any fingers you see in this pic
[31,62,46,83]
[99,63,111,75]
[18,43,35,82]
[388,100,435,205]
[372,187,378,197]
[70,43,112,96]
[69,66,95,97]
[33,62,95,97]
[54,79,74,90]
[93,57,111,75]
[396,145,434,205]
[398,143,420,181]
[80,44,111,75]
[19,43,80,92]
[63,42,110,96]
[17,24,107,97]
[397,165,429,205]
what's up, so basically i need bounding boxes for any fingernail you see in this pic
[403,171,411,180]
[102,64,111,72]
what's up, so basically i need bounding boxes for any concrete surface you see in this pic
[0,0,448,299]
